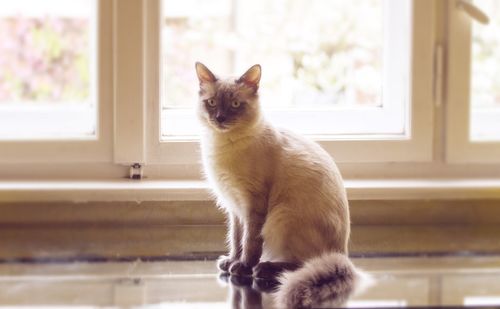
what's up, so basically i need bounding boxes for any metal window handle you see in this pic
[457,0,490,25]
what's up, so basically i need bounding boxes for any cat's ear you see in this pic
[237,64,261,91]
[195,62,217,84]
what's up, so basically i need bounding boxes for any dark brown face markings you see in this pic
[203,88,247,126]
[198,78,260,131]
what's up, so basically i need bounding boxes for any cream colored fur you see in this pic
[202,124,350,260]
[196,62,356,307]
[198,67,350,260]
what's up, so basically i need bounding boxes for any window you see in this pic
[470,0,500,141]
[0,0,113,164]
[0,0,96,140]
[161,0,409,137]
[4,0,499,179]
[148,0,434,164]
[447,0,500,162]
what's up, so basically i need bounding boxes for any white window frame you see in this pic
[446,0,500,163]
[113,0,147,165]
[146,0,435,165]
[0,0,114,164]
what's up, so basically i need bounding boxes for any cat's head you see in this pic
[195,62,262,133]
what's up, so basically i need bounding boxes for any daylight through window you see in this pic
[0,0,96,140]
[470,0,500,141]
[161,0,410,138]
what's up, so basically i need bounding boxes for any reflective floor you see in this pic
[1,255,500,308]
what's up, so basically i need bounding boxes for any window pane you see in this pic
[161,0,409,138]
[0,0,96,140]
[470,0,500,141]
[163,0,382,108]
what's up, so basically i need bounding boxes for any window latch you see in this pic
[457,0,490,25]
[129,163,144,180]
[433,44,444,108]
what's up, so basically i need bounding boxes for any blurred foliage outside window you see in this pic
[162,0,383,110]
[1,0,497,112]
[472,0,500,109]
[470,0,500,141]
[0,1,91,104]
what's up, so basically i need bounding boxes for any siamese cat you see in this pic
[196,62,362,308]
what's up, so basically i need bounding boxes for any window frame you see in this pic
[446,0,500,163]
[147,0,435,164]
[8,0,500,181]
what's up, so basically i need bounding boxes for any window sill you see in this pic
[1,179,500,202]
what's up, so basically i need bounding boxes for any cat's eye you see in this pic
[231,101,241,108]
[206,99,216,107]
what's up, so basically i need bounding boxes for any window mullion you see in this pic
[114,0,147,165]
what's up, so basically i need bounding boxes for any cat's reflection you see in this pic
[219,273,274,309]
[219,273,358,309]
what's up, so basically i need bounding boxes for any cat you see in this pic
[195,62,362,308]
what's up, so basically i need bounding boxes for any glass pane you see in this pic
[470,0,500,141]
[0,0,96,140]
[161,0,386,137]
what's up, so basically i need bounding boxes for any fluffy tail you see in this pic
[274,252,365,308]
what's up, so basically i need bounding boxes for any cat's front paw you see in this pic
[229,261,253,277]
[217,255,237,273]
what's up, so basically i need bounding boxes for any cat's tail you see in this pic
[274,252,368,308]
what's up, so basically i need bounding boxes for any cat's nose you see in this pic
[216,115,226,123]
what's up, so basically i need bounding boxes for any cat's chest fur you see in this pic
[201,134,270,213]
